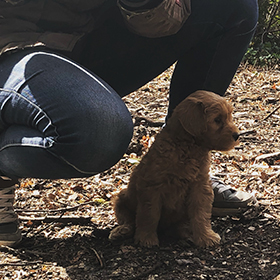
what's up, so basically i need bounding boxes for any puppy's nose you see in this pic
[232,132,239,141]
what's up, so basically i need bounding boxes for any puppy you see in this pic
[109,90,239,247]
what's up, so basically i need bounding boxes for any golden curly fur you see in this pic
[109,90,239,247]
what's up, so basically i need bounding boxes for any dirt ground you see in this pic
[0,65,280,280]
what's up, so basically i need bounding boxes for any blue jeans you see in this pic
[0,0,258,179]
[0,51,134,179]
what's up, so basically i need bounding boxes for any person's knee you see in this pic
[55,96,134,174]
[95,108,134,172]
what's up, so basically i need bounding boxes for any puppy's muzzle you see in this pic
[232,132,239,141]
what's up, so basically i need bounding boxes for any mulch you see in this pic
[0,64,280,280]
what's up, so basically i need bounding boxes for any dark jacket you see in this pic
[0,0,191,55]
[0,0,112,55]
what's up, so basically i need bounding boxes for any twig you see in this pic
[15,201,97,213]
[90,247,104,268]
[21,249,50,257]
[133,116,165,127]
[32,212,65,236]
[18,215,92,224]
[236,104,280,135]
[0,260,43,267]
[238,129,256,136]
[0,246,36,261]
[0,245,17,253]
[255,151,280,161]
[262,105,280,121]
[236,105,280,137]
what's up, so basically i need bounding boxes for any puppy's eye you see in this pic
[214,117,222,124]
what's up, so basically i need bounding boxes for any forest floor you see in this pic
[0,64,280,280]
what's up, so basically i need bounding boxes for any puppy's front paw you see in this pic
[193,230,221,248]
[134,232,159,248]
[109,224,134,241]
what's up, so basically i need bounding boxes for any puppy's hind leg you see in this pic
[134,190,162,247]
[109,189,135,241]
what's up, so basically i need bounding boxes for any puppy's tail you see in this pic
[113,189,136,226]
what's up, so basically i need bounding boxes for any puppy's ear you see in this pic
[175,96,207,137]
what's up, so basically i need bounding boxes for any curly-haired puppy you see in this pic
[109,90,239,247]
